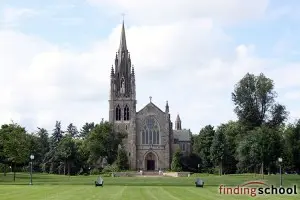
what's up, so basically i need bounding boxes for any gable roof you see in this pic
[173,129,191,141]
[137,102,165,114]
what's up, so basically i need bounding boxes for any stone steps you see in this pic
[141,171,163,176]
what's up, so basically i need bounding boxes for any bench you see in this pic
[195,178,204,187]
[95,176,103,187]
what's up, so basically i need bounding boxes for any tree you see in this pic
[193,125,215,172]
[1,123,30,181]
[116,145,129,170]
[51,121,63,146]
[67,123,79,138]
[210,126,227,175]
[36,128,50,159]
[46,121,64,174]
[220,121,243,174]
[56,135,77,175]
[236,125,283,175]
[85,121,125,166]
[232,73,288,129]
[283,120,300,172]
[80,122,95,139]
[171,149,182,172]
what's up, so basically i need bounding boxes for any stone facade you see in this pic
[108,21,192,170]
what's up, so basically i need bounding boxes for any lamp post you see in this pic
[278,157,283,187]
[29,154,34,185]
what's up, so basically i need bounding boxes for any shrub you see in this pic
[90,168,101,175]
[102,163,119,173]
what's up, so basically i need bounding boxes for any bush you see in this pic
[100,173,111,177]
[102,163,119,173]
[90,168,101,175]
[171,149,182,172]
[213,167,220,175]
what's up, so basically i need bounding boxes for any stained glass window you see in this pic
[141,116,160,145]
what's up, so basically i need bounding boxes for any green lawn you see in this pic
[0,173,299,199]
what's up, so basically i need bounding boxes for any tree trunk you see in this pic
[261,162,264,179]
[13,162,16,182]
[64,161,66,175]
[68,161,70,176]
[4,164,6,176]
[50,162,54,174]
[219,160,222,176]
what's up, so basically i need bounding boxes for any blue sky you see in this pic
[0,0,299,133]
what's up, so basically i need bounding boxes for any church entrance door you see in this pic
[145,152,156,171]
[147,160,155,171]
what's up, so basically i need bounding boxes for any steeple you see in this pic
[111,19,132,98]
[118,20,127,53]
[165,101,169,113]
[175,114,182,130]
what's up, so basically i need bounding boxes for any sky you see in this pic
[0,0,300,134]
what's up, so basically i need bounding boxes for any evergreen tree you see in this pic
[67,123,79,138]
[171,149,182,172]
[116,145,128,171]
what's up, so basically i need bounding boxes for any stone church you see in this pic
[108,21,192,171]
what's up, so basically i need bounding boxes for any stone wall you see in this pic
[135,103,171,170]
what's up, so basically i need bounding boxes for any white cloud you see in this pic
[1,7,38,27]
[87,0,270,25]
[0,1,299,134]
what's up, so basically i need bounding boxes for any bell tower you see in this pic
[108,20,137,169]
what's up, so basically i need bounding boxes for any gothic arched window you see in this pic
[124,105,130,121]
[115,105,121,121]
[141,117,160,145]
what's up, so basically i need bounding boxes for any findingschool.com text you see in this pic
[219,181,298,197]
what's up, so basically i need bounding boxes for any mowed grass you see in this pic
[0,173,299,200]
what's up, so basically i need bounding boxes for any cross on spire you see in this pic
[149,96,152,103]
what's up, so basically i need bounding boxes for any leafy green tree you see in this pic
[1,123,30,181]
[36,128,50,161]
[56,135,77,175]
[210,126,227,175]
[171,149,182,172]
[74,139,89,174]
[220,121,244,174]
[236,133,258,173]
[116,146,129,170]
[85,121,125,166]
[193,125,215,172]
[236,125,283,175]
[283,120,300,172]
[232,73,288,129]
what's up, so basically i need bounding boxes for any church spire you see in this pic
[111,19,133,99]
[165,101,169,113]
[118,20,127,53]
[175,114,182,130]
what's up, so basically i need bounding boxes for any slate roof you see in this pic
[137,102,165,114]
[173,129,191,141]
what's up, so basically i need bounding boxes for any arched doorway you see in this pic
[145,152,156,171]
